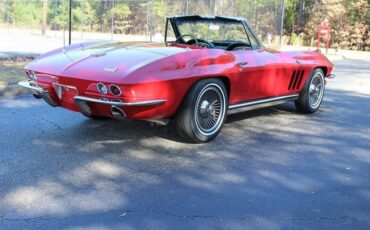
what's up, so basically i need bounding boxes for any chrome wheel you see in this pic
[194,83,226,136]
[174,78,228,143]
[308,72,324,109]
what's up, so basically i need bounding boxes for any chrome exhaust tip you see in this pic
[146,118,169,126]
[110,106,126,119]
[33,93,42,99]
[327,74,336,79]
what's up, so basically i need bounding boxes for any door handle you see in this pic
[238,62,248,66]
[238,62,248,70]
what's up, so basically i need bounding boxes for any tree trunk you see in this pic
[42,0,48,36]
[298,0,305,33]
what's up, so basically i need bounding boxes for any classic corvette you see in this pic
[19,15,334,143]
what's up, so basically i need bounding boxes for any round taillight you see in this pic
[109,84,122,96]
[97,83,108,94]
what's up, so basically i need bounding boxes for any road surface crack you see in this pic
[30,112,64,130]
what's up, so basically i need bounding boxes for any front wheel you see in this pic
[174,78,228,143]
[295,68,325,114]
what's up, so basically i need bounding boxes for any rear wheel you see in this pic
[295,68,325,114]
[174,78,228,143]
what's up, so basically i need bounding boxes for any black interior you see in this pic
[186,38,215,48]
[225,42,252,51]
[174,36,251,51]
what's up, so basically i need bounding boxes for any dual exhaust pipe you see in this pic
[74,97,126,119]
[109,106,168,125]
[109,106,126,119]
[36,92,166,125]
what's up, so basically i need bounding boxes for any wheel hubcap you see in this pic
[309,72,324,108]
[195,84,226,136]
[199,100,211,117]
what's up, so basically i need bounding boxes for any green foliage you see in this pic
[366,9,370,26]
[8,0,42,27]
[284,0,300,33]
[102,3,131,32]
[290,32,297,44]
[1,0,368,50]
[50,0,101,31]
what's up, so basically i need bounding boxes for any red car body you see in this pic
[23,41,332,116]
[19,16,334,142]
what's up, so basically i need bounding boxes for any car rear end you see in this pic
[19,71,169,120]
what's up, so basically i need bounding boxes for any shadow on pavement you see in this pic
[0,89,369,229]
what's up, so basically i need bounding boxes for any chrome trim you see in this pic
[145,118,169,126]
[228,94,299,114]
[52,82,79,91]
[52,82,79,99]
[194,83,227,136]
[97,82,108,95]
[308,72,325,109]
[104,66,118,72]
[109,106,127,119]
[29,71,38,81]
[18,81,58,106]
[35,73,58,79]
[109,84,122,96]
[18,81,45,94]
[74,96,166,106]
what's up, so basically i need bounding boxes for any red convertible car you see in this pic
[19,16,334,143]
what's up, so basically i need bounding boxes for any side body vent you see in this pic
[288,70,305,90]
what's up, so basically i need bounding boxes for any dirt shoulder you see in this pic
[0,59,29,86]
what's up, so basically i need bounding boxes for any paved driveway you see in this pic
[0,59,369,229]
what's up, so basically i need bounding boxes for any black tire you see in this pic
[295,68,325,114]
[173,78,228,143]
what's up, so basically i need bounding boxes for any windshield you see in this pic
[176,19,248,43]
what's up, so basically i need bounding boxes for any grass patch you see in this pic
[0,60,29,85]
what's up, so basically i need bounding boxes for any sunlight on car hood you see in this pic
[25,42,188,82]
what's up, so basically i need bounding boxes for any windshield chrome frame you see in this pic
[165,15,263,50]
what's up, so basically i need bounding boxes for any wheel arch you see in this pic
[188,76,231,102]
[216,76,231,99]
[316,66,327,76]
[171,75,231,118]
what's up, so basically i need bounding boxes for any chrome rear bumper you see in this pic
[73,96,166,117]
[18,80,167,117]
[18,81,57,106]
[18,81,44,94]
[73,96,166,107]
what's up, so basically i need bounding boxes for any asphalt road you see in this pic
[0,58,369,230]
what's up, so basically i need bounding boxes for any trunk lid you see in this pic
[26,42,187,83]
